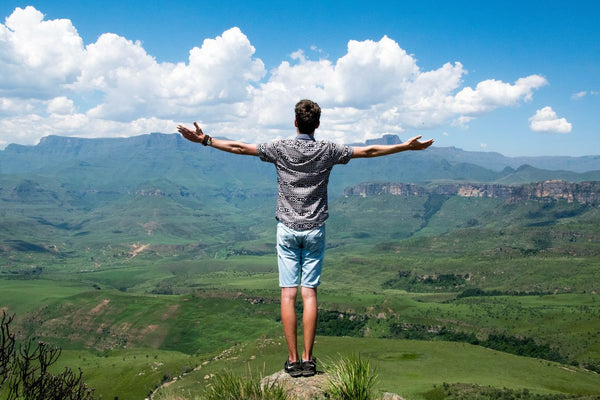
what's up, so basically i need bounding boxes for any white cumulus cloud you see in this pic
[47,96,75,114]
[0,6,554,148]
[0,6,84,97]
[529,106,572,134]
[330,36,420,107]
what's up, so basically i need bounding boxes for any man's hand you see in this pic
[177,122,206,143]
[176,121,259,156]
[352,135,434,158]
[404,135,434,150]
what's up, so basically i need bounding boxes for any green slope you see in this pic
[2,134,600,399]
[157,336,600,399]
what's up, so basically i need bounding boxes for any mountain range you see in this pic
[2,134,600,400]
[1,132,598,264]
[1,133,600,198]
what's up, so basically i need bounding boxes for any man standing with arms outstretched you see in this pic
[177,99,433,377]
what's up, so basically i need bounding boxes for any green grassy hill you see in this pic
[1,134,600,399]
[156,336,600,400]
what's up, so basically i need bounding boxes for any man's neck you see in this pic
[296,132,315,141]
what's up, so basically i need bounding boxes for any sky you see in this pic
[0,0,598,156]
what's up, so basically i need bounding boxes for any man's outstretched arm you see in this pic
[177,122,258,156]
[352,135,434,158]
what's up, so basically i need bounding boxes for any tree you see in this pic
[0,311,95,400]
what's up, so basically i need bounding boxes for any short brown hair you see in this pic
[295,99,321,134]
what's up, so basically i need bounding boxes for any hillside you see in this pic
[1,133,599,295]
[1,133,600,399]
[2,133,600,193]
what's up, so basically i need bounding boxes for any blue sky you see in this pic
[0,0,598,156]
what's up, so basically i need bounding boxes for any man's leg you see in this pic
[301,286,317,361]
[298,224,324,366]
[277,223,302,364]
[281,286,299,362]
[299,224,324,362]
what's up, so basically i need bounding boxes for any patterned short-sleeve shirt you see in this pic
[257,135,353,230]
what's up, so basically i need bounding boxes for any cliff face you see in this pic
[344,180,600,205]
[344,182,428,197]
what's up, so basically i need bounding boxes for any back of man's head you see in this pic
[295,99,321,134]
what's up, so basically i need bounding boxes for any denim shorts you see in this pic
[276,222,326,288]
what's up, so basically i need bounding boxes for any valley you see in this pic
[1,133,599,399]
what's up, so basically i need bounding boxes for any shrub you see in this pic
[325,354,378,400]
[0,311,95,400]
[202,369,289,400]
[316,310,368,337]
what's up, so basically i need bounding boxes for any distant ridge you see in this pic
[2,133,599,173]
[352,134,600,173]
[345,180,600,205]
[1,134,599,194]
[428,146,600,173]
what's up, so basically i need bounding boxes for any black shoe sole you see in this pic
[302,360,317,377]
[284,361,303,378]
[286,370,303,378]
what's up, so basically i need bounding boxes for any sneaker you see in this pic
[284,360,303,378]
[302,358,317,377]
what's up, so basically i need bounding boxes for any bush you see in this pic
[0,311,95,400]
[316,310,368,337]
[325,354,378,400]
[202,369,289,400]
[388,322,566,363]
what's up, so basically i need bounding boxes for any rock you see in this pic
[382,393,405,400]
[260,370,406,400]
[260,370,330,400]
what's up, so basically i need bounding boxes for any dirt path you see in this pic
[130,243,150,258]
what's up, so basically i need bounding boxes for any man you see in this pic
[177,99,433,378]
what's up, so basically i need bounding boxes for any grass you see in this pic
[0,279,92,317]
[9,287,281,355]
[2,275,600,398]
[158,354,381,400]
[52,348,197,400]
[201,369,289,400]
[156,336,600,400]
[2,181,600,398]
[325,354,378,400]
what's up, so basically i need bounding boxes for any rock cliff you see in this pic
[344,180,600,205]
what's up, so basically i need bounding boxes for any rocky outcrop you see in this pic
[344,180,600,205]
[343,182,428,197]
[261,371,330,400]
[260,370,405,400]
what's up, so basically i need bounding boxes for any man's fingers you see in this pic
[407,136,434,150]
[176,124,199,137]
[406,135,422,145]
[193,121,203,134]
[419,139,434,148]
